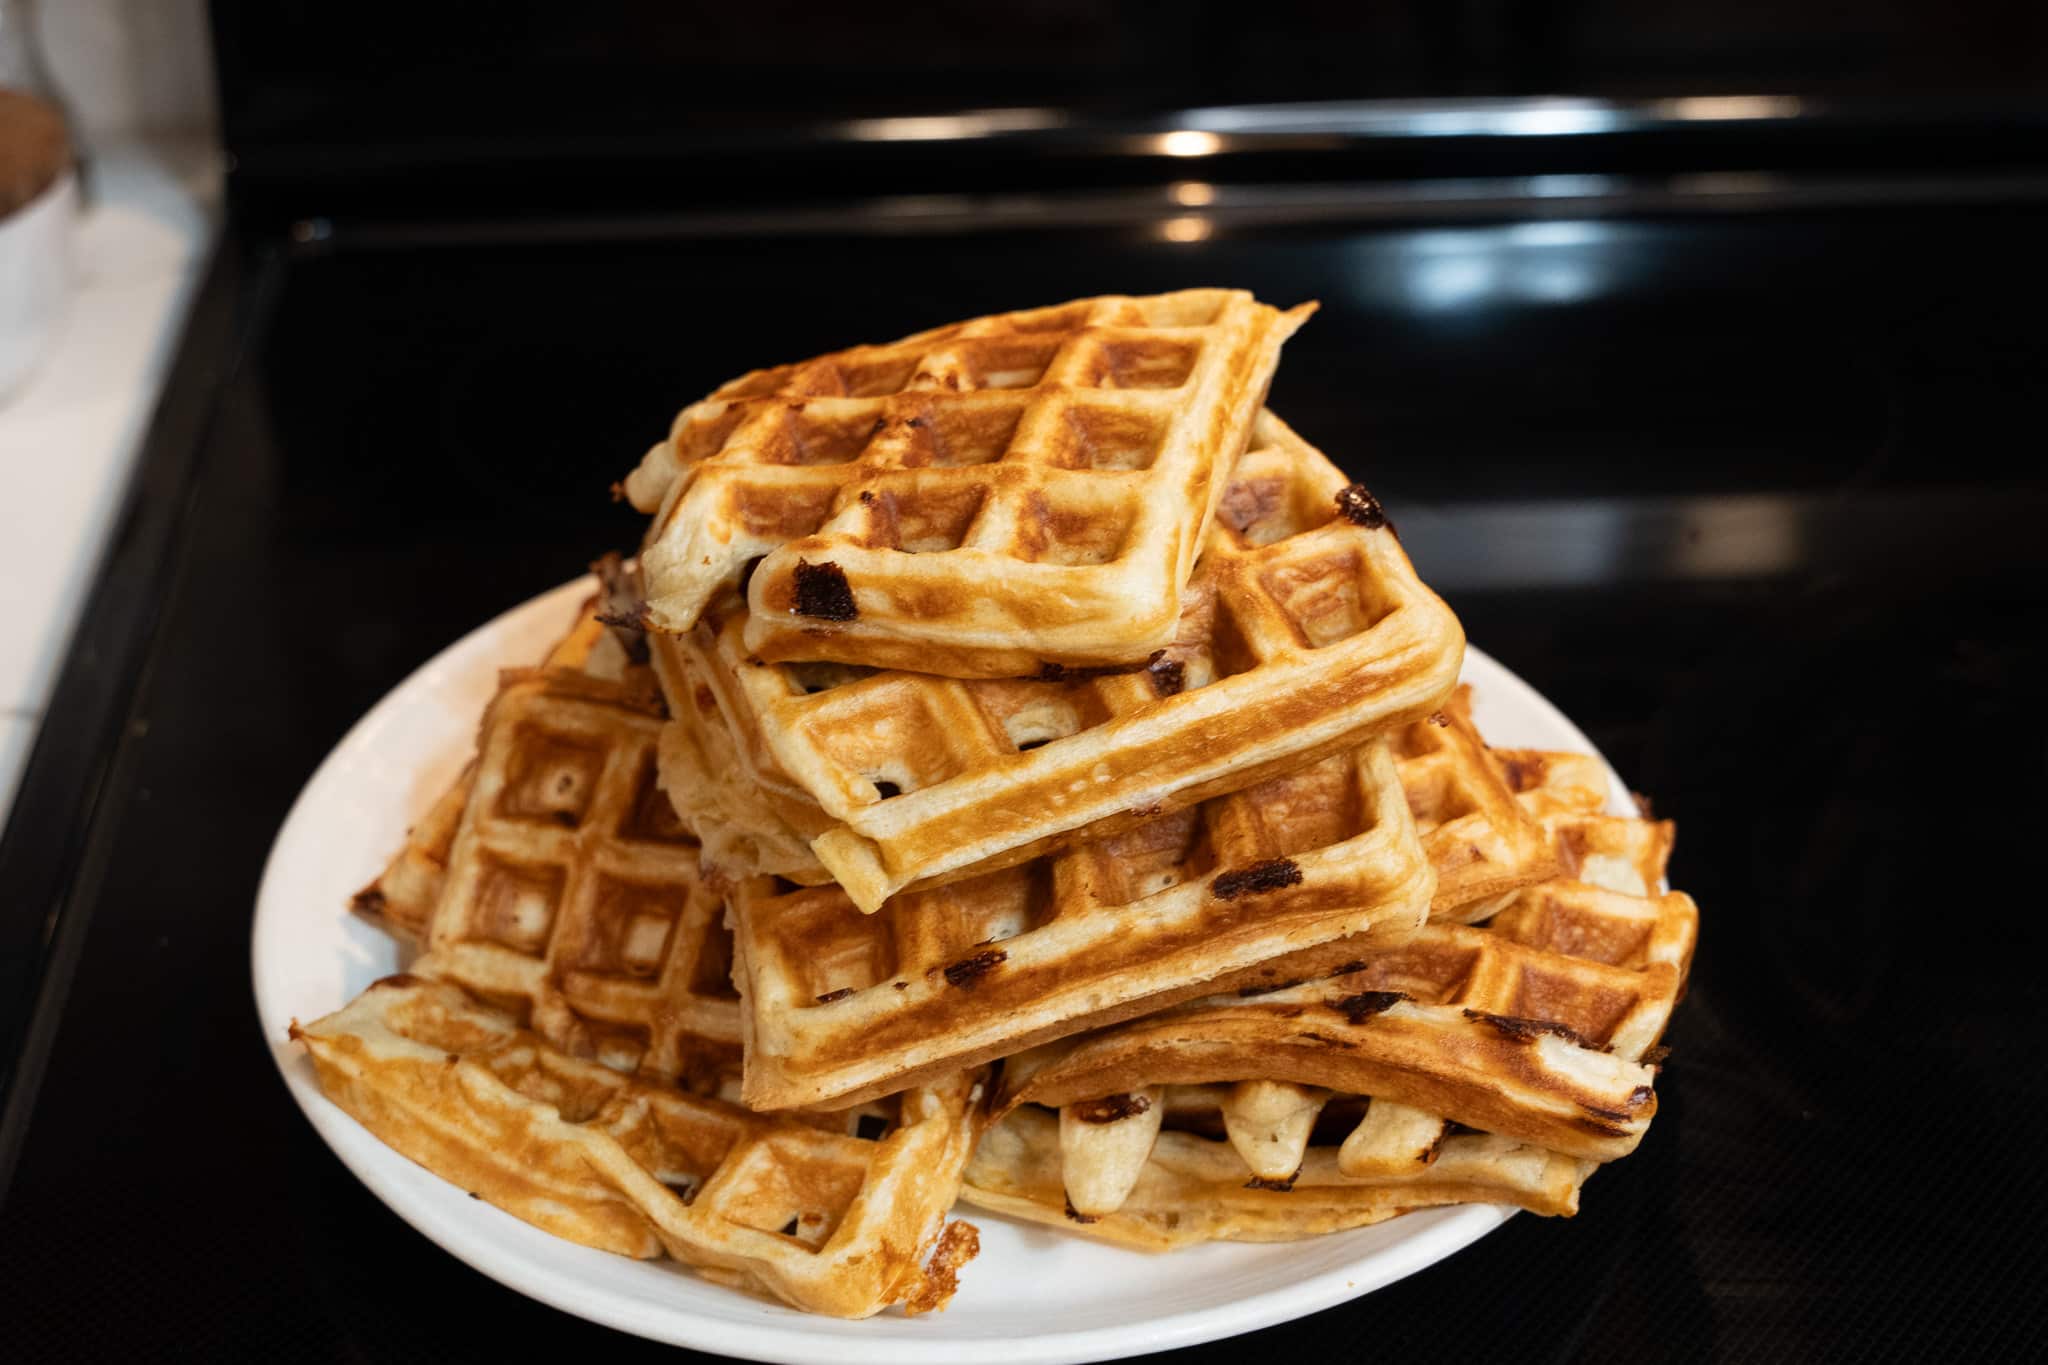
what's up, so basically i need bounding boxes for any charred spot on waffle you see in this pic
[1330,960,1369,979]
[792,560,857,621]
[349,886,388,919]
[1294,1031,1351,1047]
[814,987,856,1003]
[1628,1084,1656,1106]
[1236,978,1304,997]
[941,948,1007,987]
[1427,710,1449,727]
[1034,650,1163,684]
[1641,1044,1673,1067]
[1063,1196,1100,1225]
[1462,1009,1600,1050]
[1071,1093,1152,1124]
[1147,657,1187,697]
[1244,1170,1301,1192]
[1334,483,1389,530]
[1212,857,1303,900]
[444,1052,460,1065]
[1332,990,1407,1023]
[858,489,876,505]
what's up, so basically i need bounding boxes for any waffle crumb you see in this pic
[1334,483,1388,529]
[903,1221,980,1316]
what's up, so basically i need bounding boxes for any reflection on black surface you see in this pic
[2,199,2046,1360]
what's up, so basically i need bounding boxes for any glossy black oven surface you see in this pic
[2,194,2046,1360]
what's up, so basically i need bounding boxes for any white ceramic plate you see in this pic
[253,580,1638,1364]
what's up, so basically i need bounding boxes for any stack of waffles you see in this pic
[291,290,1698,1317]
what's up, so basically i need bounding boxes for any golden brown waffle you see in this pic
[622,290,1313,678]
[988,747,1694,1242]
[293,975,984,1317]
[654,645,830,886]
[728,733,1435,1112]
[318,616,993,1313]
[966,749,1687,1252]
[404,665,748,1094]
[962,1103,1590,1250]
[348,598,645,942]
[660,665,1542,921]
[667,410,1464,912]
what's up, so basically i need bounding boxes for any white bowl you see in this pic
[0,163,77,402]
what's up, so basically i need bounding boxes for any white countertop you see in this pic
[0,137,219,822]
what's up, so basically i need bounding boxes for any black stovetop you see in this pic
[2,190,2046,1360]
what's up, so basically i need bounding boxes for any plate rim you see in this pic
[251,579,1630,1364]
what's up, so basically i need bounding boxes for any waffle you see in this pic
[728,731,1436,1111]
[663,662,1545,923]
[317,638,992,1313]
[348,597,647,942]
[985,745,1695,1242]
[402,664,755,1093]
[666,410,1464,912]
[293,975,984,1317]
[622,290,1314,678]
[962,1102,1590,1250]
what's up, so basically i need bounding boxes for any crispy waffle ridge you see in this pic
[293,975,984,1318]
[973,740,1696,1243]
[726,732,1435,1112]
[665,410,1464,912]
[623,290,1313,678]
